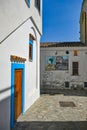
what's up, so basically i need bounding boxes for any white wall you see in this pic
[0,19,40,130]
[40,46,87,89]
[0,0,42,42]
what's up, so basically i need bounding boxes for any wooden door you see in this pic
[14,69,22,121]
[72,62,79,75]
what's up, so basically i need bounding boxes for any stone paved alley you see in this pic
[12,90,87,130]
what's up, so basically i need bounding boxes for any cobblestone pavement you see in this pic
[13,90,87,130]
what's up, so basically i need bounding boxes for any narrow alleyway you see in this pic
[12,90,87,130]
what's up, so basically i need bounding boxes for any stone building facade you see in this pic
[40,42,87,92]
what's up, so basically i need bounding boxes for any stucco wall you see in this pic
[0,19,40,130]
[40,47,87,90]
[0,0,42,43]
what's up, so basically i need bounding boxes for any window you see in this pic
[29,34,35,61]
[29,39,33,61]
[25,0,30,7]
[66,50,69,54]
[72,62,79,75]
[84,82,87,88]
[65,82,69,88]
[35,0,40,13]
[74,50,78,56]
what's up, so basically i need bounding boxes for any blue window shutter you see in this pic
[29,39,33,45]
[29,40,33,61]
[28,0,30,6]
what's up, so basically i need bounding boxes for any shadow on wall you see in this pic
[40,89,87,97]
[12,121,87,130]
[0,87,11,130]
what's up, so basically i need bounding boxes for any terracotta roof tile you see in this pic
[40,42,87,47]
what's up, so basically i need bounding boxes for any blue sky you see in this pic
[41,0,83,42]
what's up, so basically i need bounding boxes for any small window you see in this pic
[66,50,69,54]
[25,0,30,7]
[29,42,33,61]
[65,82,69,88]
[35,0,40,13]
[74,50,78,56]
[72,62,79,75]
[84,82,87,88]
[29,34,35,61]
